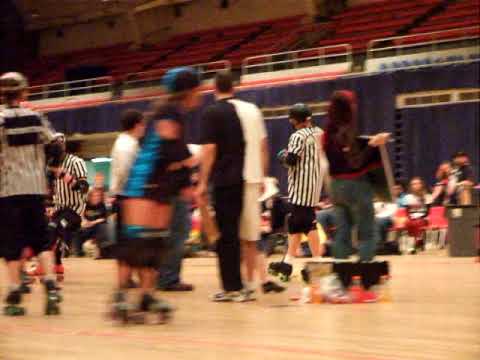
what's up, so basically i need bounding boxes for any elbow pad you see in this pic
[72,179,89,194]
[285,153,299,166]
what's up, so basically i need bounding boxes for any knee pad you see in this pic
[120,225,171,268]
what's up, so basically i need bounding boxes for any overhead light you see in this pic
[30,11,40,18]
[91,157,112,163]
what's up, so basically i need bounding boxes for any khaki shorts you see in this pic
[239,183,262,241]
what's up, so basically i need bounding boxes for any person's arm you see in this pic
[368,132,390,147]
[196,144,217,204]
[195,106,220,204]
[261,138,269,177]
[430,183,445,205]
[257,109,269,177]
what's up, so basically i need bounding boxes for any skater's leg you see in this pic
[241,240,257,288]
[307,228,324,258]
[6,261,22,288]
[118,261,132,289]
[331,179,355,260]
[332,205,354,259]
[285,233,302,263]
[256,251,268,283]
[157,197,192,290]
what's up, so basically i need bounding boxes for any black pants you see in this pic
[0,195,51,261]
[48,208,82,264]
[213,184,244,292]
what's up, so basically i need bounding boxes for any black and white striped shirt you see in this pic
[0,106,55,198]
[287,126,325,207]
[53,153,88,215]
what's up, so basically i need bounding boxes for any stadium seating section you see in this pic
[24,0,479,86]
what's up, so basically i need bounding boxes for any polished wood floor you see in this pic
[1,253,479,360]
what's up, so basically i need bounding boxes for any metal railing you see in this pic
[28,76,114,101]
[366,26,480,62]
[124,60,231,89]
[241,44,352,76]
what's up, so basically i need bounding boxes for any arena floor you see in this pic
[0,253,479,360]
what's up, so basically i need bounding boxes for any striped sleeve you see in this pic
[288,132,305,156]
[73,157,88,179]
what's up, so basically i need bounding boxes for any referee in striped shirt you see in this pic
[48,133,88,276]
[269,104,327,280]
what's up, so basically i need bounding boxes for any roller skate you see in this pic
[268,261,292,282]
[110,290,132,324]
[44,279,62,315]
[19,271,32,294]
[4,289,25,316]
[130,294,174,324]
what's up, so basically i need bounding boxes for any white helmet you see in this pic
[0,72,29,92]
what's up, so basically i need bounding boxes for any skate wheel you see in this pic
[268,268,277,276]
[46,304,61,315]
[4,306,26,316]
[279,274,290,282]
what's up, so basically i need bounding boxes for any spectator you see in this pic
[404,177,431,253]
[74,188,108,256]
[431,161,451,206]
[448,151,475,205]
[392,181,408,207]
[374,200,399,255]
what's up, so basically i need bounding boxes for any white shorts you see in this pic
[239,183,262,241]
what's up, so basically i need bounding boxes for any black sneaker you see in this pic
[262,281,285,294]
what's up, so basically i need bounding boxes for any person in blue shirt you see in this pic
[111,67,201,320]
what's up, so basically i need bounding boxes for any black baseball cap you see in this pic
[289,103,312,122]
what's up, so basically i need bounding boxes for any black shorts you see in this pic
[0,195,52,261]
[49,208,82,241]
[116,227,170,269]
[288,204,317,235]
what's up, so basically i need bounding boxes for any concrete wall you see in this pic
[39,15,134,55]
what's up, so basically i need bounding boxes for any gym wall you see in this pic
[38,0,310,56]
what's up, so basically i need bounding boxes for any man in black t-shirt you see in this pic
[197,71,246,302]
[448,151,475,205]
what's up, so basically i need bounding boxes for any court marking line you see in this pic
[1,323,410,360]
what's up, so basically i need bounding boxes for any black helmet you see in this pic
[289,103,312,122]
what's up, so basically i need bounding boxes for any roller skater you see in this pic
[111,67,201,323]
[46,132,89,281]
[268,104,328,282]
[0,72,62,316]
